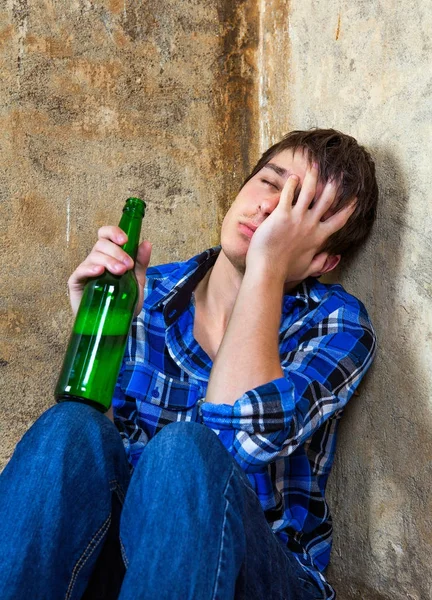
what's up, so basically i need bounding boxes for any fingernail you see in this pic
[313,162,319,169]
[113,263,122,272]
[290,174,299,181]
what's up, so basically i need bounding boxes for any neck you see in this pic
[194,250,242,331]
[194,248,303,331]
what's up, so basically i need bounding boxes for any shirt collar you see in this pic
[282,277,327,321]
[145,246,323,324]
[145,247,220,325]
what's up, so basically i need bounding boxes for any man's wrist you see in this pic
[244,261,287,291]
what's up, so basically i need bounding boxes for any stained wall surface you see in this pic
[0,0,259,463]
[2,1,432,599]
[258,1,432,598]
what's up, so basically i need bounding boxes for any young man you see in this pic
[0,129,378,599]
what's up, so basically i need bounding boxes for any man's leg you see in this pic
[118,421,323,600]
[0,402,131,600]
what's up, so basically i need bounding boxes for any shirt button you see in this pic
[151,389,160,398]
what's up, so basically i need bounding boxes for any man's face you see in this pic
[220,148,326,273]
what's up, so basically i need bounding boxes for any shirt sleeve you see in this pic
[200,308,377,473]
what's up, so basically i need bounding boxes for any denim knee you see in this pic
[36,401,108,431]
[10,402,129,484]
[133,421,236,488]
[26,402,118,448]
[149,420,227,458]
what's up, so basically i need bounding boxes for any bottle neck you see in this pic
[118,210,143,261]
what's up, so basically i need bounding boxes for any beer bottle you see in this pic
[55,197,146,412]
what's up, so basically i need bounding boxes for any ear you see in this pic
[309,253,341,278]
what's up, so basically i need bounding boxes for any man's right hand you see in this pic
[68,225,152,316]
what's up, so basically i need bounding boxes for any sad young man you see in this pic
[0,129,378,599]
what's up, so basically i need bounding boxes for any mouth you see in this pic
[238,221,258,239]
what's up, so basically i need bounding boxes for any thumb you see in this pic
[134,241,152,316]
[135,240,152,289]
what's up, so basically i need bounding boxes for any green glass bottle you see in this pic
[55,197,146,412]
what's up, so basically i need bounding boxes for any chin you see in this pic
[220,240,247,275]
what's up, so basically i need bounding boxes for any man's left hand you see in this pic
[246,163,356,285]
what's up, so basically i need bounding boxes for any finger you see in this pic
[82,250,131,277]
[97,225,128,245]
[68,262,106,290]
[134,241,152,289]
[322,199,357,234]
[134,241,152,317]
[313,178,340,221]
[295,162,319,214]
[278,175,300,211]
[93,238,134,268]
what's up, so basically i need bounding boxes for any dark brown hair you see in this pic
[242,128,378,257]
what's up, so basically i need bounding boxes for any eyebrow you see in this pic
[263,163,289,178]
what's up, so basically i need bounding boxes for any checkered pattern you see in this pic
[113,247,377,599]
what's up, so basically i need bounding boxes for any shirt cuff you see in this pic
[200,376,295,433]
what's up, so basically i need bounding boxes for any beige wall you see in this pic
[258,1,432,598]
[0,0,259,461]
[2,1,432,598]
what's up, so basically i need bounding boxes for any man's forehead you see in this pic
[263,163,289,178]
[262,152,326,197]
[263,149,310,181]
[271,148,309,168]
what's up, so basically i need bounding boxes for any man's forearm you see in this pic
[206,270,284,406]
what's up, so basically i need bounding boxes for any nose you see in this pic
[259,193,280,216]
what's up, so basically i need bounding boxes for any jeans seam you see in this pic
[211,466,236,600]
[110,479,126,503]
[110,480,128,568]
[64,514,111,600]
[120,538,129,568]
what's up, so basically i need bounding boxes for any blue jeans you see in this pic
[0,403,324,599]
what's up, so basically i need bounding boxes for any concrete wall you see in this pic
[0,0,259,460]
[2,1,432,598]
[258,1,431,598]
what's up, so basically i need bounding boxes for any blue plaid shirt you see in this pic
[113,247,377,599]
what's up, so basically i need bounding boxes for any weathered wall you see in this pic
[2,1,432,599]
[258,1,432,598]
[0,0,259,464]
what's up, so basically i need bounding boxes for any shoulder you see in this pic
[306,278,373,325]
[143,247,220,300]
[302,279,377,360]
[281,277,376,356]
[145,259,189,282]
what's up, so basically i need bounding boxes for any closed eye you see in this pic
[261,179,279,190]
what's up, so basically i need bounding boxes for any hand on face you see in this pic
[246,162,356,285]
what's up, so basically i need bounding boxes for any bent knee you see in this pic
[143,421,232,473]
[152,421,221,451]
[130,422,240,503]
[31,401,117,445]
